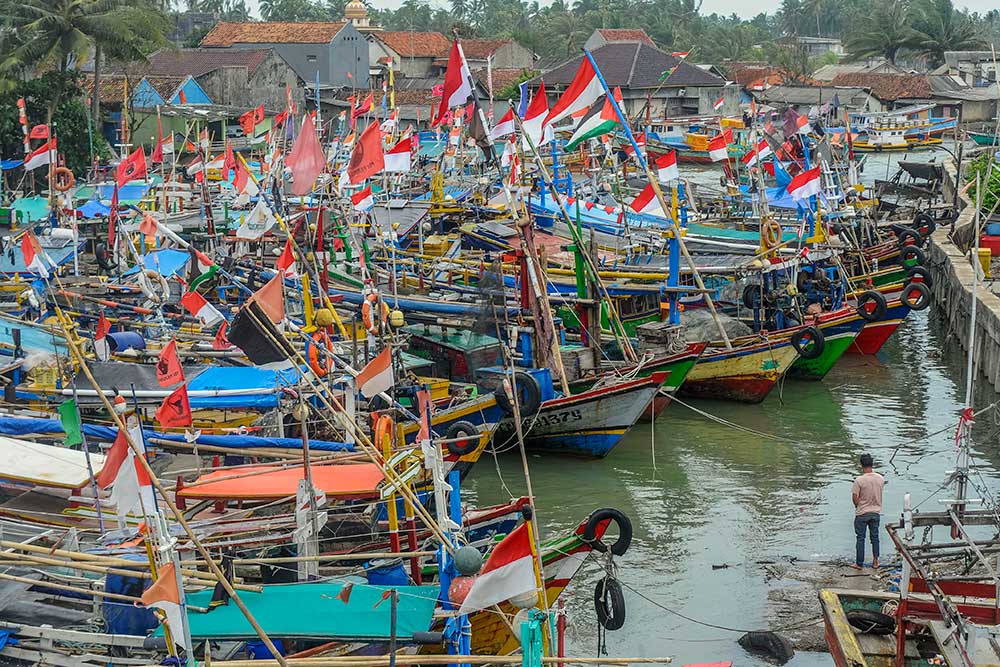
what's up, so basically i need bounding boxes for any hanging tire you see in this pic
[846,609,896,635]
[742,284,762,309]
[897,227,924,249]
[906,265,933,288]
[445,420,479,456]
[899,244,926,267]
[94,242,115,272]
[494,371,542,417]
[901,281,931,311]
[913,212,936,237]
[738,631,795,664]
[594,577,626,631]
[582,508,633,556]
[856,290,887,322]
[791,326,825,360]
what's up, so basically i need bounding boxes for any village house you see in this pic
[750,84,879,114]
[938,51,1000,87]
[535,40,735,119]
[367,31,451,79]
[457,39,535,71]
[200,21,369,89]
[583,28,656,51]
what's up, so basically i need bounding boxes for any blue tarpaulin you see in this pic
[186,366,301,409]
[122,248,191,278]
[1,160,23,170]
[77,200,111,218]
[0,415,354,452]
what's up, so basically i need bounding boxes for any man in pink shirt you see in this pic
[851,453,885,569]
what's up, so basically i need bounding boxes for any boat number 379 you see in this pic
[532,409,583,427]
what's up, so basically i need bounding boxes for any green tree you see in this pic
[906,0,983,67]
[844,0,912,64]
[260,0,331,21]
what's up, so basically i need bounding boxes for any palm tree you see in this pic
[844,0,912,64]
[0,0,167,127]
[906,0,983,68]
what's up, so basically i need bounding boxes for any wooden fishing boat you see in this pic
[788,308,865,380]
[967,130,997,146]
[681,335,800,403]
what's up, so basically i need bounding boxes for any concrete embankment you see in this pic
[927,161,1000,393]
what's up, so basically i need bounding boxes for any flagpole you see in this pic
[582,48,732,349]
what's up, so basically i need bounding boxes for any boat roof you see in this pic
[0,436,106,489]
[403,324,501,352]
[177,462,385,500]
[158,582,440,640]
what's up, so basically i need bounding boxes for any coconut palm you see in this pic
[906,0,983,68]
[844,0,912,64]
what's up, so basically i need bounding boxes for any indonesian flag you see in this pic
[23,139,55,171]
[787,165,822,201]
[489,108,516,141]
[94,312,111,361]
[352,186,374,212]
[713,95,725,111]
[141,563,186,651]
[794,113,812,135]
[351,93,373,122]
[383,137,412,173]
[629,183,665,216]
[656,151,679,183]
[544,58,603,127]
[501,137,516,168]
[20,233,48,278]
[708,133,730,162]
[356,347,393,399]
[180,290,224,327]
[458,522,537,613]
[521,82,550,149]
[671,51,690,58]
[741,139,772,167]
[380,109,398,134]
[433,40,473,127]
[100,425,156,519]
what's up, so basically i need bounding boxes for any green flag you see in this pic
[58,399,83,447]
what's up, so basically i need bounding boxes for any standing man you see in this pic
[852,453,885,569]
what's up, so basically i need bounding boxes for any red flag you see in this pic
[416,389,434,443]
[96,312,111,341]
[347,121,384,185]
[107,185,119,247]
[178,90,187,104]
[156,384,192,428]
[223,142,236,181]
[274,110,288,127]
[351,94,373,121]
[152,116,164,163]
[97,429,130,489]
[156,339,184,387]
[116,147,147,188]
[251,273,285,324]
[239,105,263,136]
[29,124,49,139]
[212,321,231,350]
[276,239,295,276]
[286,113,326,196]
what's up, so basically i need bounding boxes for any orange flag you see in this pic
[156,340,184,387]
[250,273,284,324]
[286,113,326,196]
[156,384,192,428]
[347,121,384,185]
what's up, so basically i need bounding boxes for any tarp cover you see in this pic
[0,416,353,452]
[156,583,440,640]
[77,200,111,218]
[122,248,191,279]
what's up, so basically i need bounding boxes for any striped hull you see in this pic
[847,300,910,355]
[681,339,800,403]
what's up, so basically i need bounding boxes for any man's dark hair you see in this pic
[860,453,874,467]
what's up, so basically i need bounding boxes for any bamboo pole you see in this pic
[185,551,440,567]
[0,571,208,611]
[211,656,672,667]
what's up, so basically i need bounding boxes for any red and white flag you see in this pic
[458,522,537,613]
[489,108,516,141]
[712,95,725,111]
[628,183,664,216]
[95,312,111,361]
[99,425,156,519]
[141,563,187,651]
[793,114,812,135]
[433,40,473,127]
[23,139,55,171]
[20,233,48,278]
[521,82,550,149]
[708,133,730,162]
[383,137,412,173]
[655,151,679,183]
[352,186,375,212]
[233,159,259,196]
[787,165,822,201]
[180,290,224,327]
[544,58,603,127]
[356,347,394,399]
[741,138,773,168]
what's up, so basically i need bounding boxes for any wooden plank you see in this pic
[819,589,868,667]
[0,621,147,648]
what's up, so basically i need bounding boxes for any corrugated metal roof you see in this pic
[538,43,723,90]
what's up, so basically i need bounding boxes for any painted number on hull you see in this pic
[534,409,583,427]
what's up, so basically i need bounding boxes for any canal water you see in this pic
[467,145,1000,666]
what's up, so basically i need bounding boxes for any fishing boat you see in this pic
[680,334,800,403]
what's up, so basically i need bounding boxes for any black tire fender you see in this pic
[846,609,896,635]
[738,631,795,664]
[494,370,542,416]
[742,284,763,309]
[594,577,626,631]
[856,290,887,322]
[901,281,931,311]
[897,227,925,249]
[913,212,936,237]
[791,325,825,360]
[94,242,115,272]
[582,508,633,556]
[906,265,933,288]
[900,244,926,266]
[445,420,479,456]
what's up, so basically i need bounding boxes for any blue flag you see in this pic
[517,81,529,118]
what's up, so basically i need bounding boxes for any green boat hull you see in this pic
[788,332,857,380]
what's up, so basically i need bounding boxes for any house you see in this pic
[722,63,812,92]
[200,21,369,89]
[789,36,846,58]
[583,29,656,51]
[458,39,535,70]
[534,41,735,118]
[750,84,879,113]
[812,60,904,82]
[940,51,999,87]
[830,73,935,110]
[368,31,450,79]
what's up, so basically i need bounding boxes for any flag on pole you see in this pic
[489,108,516,141]
[712,95,725,111]
[180,290,224,327]
[95,312,111,361]
[20,233,48,278]
[347,121,384,185]
[708,133,730,162]
[383,137,412,172]
[521,82,550,149]
[57,399,83,447]
[787,165,822,201]
[741,138,773,168]
[251,273,285,324]
[286,113,326,196]
[628,183,665,216]
[351,186,375,211]
[116,146,147,187]
[356,347,394,399]
[564,86,623,151]
[233,159,259,196]
[433,40,473,127]
[141,563,187,651]
[458,522,537,613]
[156,339,184,387]
[23,139,55,171]
[276,239,296,277]
[156,384,192,428]
[544,57,604,127]
[240,105,265,136]
[236,198,277,239]
[656,151,679,182]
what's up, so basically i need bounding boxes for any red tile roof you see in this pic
[723,63,814,89]
[460,38,511,59]
[373,31,450,59]
[201,21,345,46]
[830,73,932,100]
[596,29,655,47]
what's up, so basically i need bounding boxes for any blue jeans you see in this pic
[854,512,880,566]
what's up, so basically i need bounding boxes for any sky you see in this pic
[242,0,994,21]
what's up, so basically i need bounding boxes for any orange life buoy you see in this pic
[307,329,333,377]
[762,219,782,249]
[373,414,394,454]
[53,167,75,192]
[361,293,390,334]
